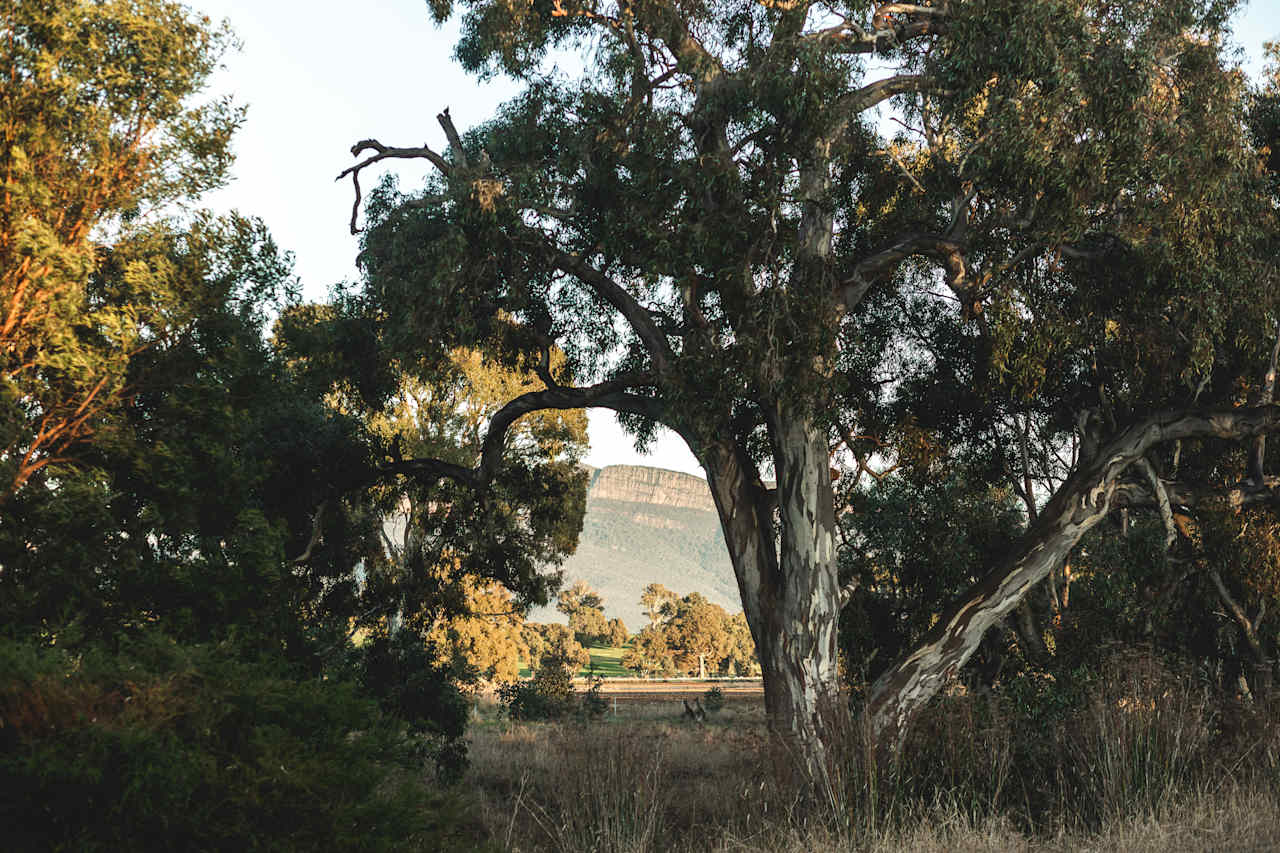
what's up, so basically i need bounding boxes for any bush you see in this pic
[345,629,472,781]
[582,675,609,719]
[0,633,484,852]
[703,685,725,713]
[498,654,577,721]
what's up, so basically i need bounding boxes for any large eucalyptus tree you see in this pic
[342,0,1280,766]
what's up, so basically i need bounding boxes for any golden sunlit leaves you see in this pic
[470,177,507,212]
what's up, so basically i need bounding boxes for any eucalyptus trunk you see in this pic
[702,412,841,775]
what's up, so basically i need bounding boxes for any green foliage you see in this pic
[525,622,590,673]
[0,633,485,852]
[277,328,593,649]
[345,0,1280,760]
[558,579,612,646]
[498,655,576,721]
[0,213,375,656]
[703,686,725,713]
[622,625,677,677]
[625,589,758,677]
[605,617,630,648]
[1,0,243,497]
[343,628,472,780]
[581,675,609,719]
[427,578,529,684]
[839,464,1025,686]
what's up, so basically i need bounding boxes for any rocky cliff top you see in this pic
[587,464,715,512]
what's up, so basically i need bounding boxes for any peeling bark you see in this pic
[702,411,841,776]
[864,404,1280,751]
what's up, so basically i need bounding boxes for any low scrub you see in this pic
[498,657,577,721]
[0,633,484,852]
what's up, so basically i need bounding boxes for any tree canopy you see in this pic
[341,0,1280,769]
[1,0,241,497]
[0,0,593,785]
[625,588,758,676]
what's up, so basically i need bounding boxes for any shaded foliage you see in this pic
[0,633,485,852]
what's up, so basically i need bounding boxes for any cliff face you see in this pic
[585,465,716,512]
[530,465,740,630]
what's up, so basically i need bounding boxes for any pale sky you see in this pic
[188,0,1280,479]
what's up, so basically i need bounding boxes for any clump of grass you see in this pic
[1062,649,1215,824]
[522,727,670,853]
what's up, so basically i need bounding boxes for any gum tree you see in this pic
[1,0,240,498]
[342,0,1280,767]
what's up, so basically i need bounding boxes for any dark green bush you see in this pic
[581,675,608,719]
[703,685,725,713]
[498,654,576,721]
[344,629,472,781]
[0,634,488,852]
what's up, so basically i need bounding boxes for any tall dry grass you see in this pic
[462,650,1280,852]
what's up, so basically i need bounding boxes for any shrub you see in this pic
[345,629,472,780]
[498,654,576,721]
[703,685,726,713]
[582,675,609,719]
[0,633,483,852]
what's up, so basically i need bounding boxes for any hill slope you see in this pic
[528,465,741,629]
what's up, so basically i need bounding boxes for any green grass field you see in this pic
[579,644,631,678]
[517,644,633,679]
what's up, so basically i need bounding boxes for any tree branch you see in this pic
[840,234,966,313]
[1208,569,1269,666]
[381,375,662,492]
[1137,457,1177,548]
[535,241,676,374]
[803,4,949,55]
[337,139,451,234]
[476,375,660,479]
[828,75,939,140]
[1112,474,1280,512]
[839,576,861,607]
[436,108,469,168]
[865,402,1280,748]
[1251,324,1280,483]
[290,501,329,565]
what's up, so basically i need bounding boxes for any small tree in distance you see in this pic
[605,617,630,648]
[625,588,759,677]
[525,623,589,674]
[557,579,611,646]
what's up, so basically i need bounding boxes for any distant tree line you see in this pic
[443,578,761,682]
[623,584,759,678]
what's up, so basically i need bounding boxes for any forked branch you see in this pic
[382,375,662,492]
[840,233,966,312]
[337,137,452,234]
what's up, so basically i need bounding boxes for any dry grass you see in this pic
[460,656,1280,853]
[711,788,1280,852]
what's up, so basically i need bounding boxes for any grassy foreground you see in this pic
[455,656,1280,852]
